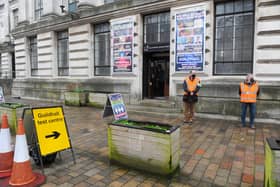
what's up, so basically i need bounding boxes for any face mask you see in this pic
[191,74,196,79]
[250,78,254,83]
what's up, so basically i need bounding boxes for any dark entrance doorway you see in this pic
[143,52,169,98]
[143,12,170,99]
[11,52,15,78]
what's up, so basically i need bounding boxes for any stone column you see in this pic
[42,0,59,19]
[18,0,29,25]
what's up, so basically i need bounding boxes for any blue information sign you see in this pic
[175,9,205,72]
[103,93,128,120]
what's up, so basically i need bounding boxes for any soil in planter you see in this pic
[113,119,171,133]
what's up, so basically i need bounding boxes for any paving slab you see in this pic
[3,97,280,186]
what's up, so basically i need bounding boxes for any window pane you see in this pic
[146,23,157,43]
[234,14,244,26]
[244,0,254,11]
[224,38,233,50]
[224,50,233,61]
[95,33,110,66]
[234,37,243,50]
[215,50,224,62]
[242,49,252,61]
[215,39,223,50]
[243,14,253,25]
[95,22,110,33]
[215,63,251,74]
[216,4,224,15]
[214,0,254,75]
[225,2,234,14]
[57,31,69,76]
[144,12,170,44]
[69,2,77,12]
[225,16,233,27]
[95,67,111,76]
[224,27,233,39]
[160,23,170,43]
[243,27,253,38]
[58,68,69,76]
[94,23,110,76]
[243,37,253,49]
[234,50,242,61]
[234,26,243,38]
[234,0,243,12]
[58,31,68,39]
[216,16,224,27]
[216,27,224,39]
[30,36,38,76]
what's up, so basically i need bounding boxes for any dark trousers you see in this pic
[184,102,195,121]
[241,103,256,127]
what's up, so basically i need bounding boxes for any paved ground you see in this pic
[3,97,280,187]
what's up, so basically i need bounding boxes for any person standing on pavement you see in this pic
[239,74,260,129]
[183,70,201,123]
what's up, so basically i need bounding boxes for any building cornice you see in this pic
[0,42,14,53]
[11,0,206,38]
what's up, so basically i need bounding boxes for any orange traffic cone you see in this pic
[0,114,13,178]
[7,119,45,186]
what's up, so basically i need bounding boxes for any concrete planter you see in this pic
[108,119,180,175]
[88,93,107,108]
[64,91,88,106]
[265,138,280,187]
[0,102,29,135]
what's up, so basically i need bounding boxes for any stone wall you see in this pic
[12,78,132,103]
[176,80,280,120]
[0,79,13,95]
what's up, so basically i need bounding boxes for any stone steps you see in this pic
[127,99,182,119]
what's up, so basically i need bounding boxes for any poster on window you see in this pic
[111,17,134,73]
[175,9,205,72]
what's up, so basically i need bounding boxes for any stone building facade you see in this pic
[3,0,280,120]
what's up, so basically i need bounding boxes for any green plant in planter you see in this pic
[113,119,171,133]
[71,87,84,93]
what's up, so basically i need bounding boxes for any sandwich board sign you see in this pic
[0,86,5,103]
[31,106,72,156]
[103,93,128,120]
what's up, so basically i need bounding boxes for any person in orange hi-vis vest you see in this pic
[183,70,201,124]
[239,74,260,129]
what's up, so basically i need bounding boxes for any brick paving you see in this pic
[3,98,280,186]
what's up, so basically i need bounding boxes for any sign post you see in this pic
[111,17,135,74]
[174,7,206,72]
[103,93,128,120]
[31,106,75,171]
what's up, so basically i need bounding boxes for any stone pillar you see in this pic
[42,0,59,18]
[18,0,28,25]
[0,0,9,43]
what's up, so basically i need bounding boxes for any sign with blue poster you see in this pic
[103,93,128,120]
[111,16,135,73]
[175,8,205,72]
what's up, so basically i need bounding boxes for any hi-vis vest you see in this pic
[184,77,200,95]
[240,82,259,103]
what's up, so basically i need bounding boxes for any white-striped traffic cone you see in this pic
[0,113,13,178]
[8,119,45,186]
